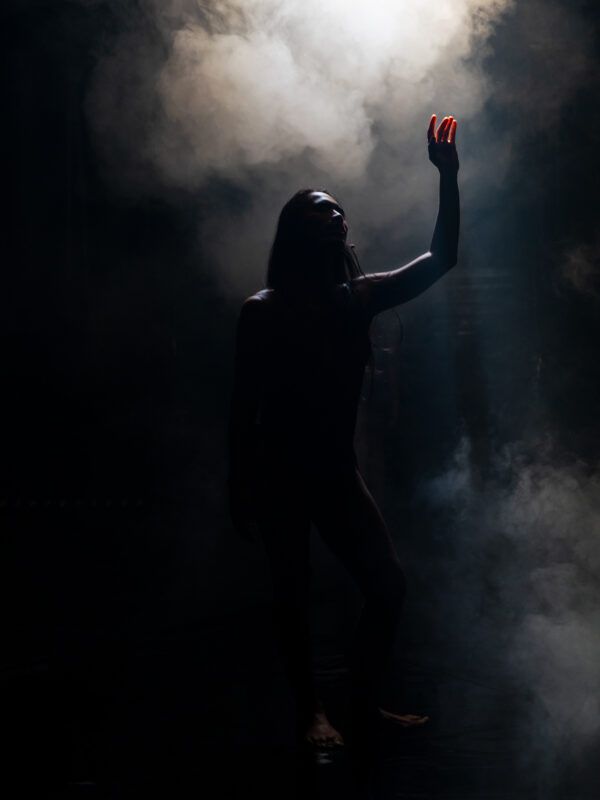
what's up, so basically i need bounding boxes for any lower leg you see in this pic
[270,600,344,746]
[349,601,428,729]
[353,603,429,730]
[348,600,400,707]
[272,601,317,721]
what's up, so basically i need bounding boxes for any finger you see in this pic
[435,116,449,142]
[448,118,458,144]
[435,117,447,142]
[441,116,453,142]
[427,114,436,142]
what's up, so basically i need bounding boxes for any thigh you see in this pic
[309,468,405,601]
[258,466,312,600]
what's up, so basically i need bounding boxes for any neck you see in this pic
[274,242,348,305]
[305,244,347,287]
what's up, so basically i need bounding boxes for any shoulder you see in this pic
[347,273,383,294]
[244,288,275,305]
[346,275,378,319]
[238,289,275,327]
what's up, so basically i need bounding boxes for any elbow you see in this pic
[431,251,458,273]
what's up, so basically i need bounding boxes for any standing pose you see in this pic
[228,115,459,749]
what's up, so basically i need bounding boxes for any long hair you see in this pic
[265,188,382,398]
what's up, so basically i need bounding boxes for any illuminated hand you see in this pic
[427,114,459,173]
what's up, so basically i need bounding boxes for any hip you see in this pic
[258,437,358,479]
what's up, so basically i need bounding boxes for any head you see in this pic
[266,188,365,294]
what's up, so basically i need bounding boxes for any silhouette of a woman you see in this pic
[228,115,459,748]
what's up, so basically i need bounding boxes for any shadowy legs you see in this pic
[310,467,407,717]
[259,460,409,756]
[260,495,318,738]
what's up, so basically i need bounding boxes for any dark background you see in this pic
[2,1,599,798]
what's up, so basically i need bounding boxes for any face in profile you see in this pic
[299,191,348,247]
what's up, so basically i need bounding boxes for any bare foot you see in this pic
[305,711,345,748]
[377,708,430,727]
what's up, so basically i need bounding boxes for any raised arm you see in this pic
[352,114,460,317]
[228,295,268,540]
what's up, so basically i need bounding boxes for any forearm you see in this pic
[430,169,459,267]
[351,163,460,314]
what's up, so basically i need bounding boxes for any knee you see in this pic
[367,563,406,612]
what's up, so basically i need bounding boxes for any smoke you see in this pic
[88,0,512,185]
[425,436,600,778]
[560,238,600,301]
[82,0,594,293]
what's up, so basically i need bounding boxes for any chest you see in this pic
[265,301,370,381]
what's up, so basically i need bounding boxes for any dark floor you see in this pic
[3,603,599,799]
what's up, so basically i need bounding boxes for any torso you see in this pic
[254,283,371,473]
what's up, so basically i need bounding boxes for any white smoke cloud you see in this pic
[426,437,600,768]
[88,1,511,184]
[84,0,594,293]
